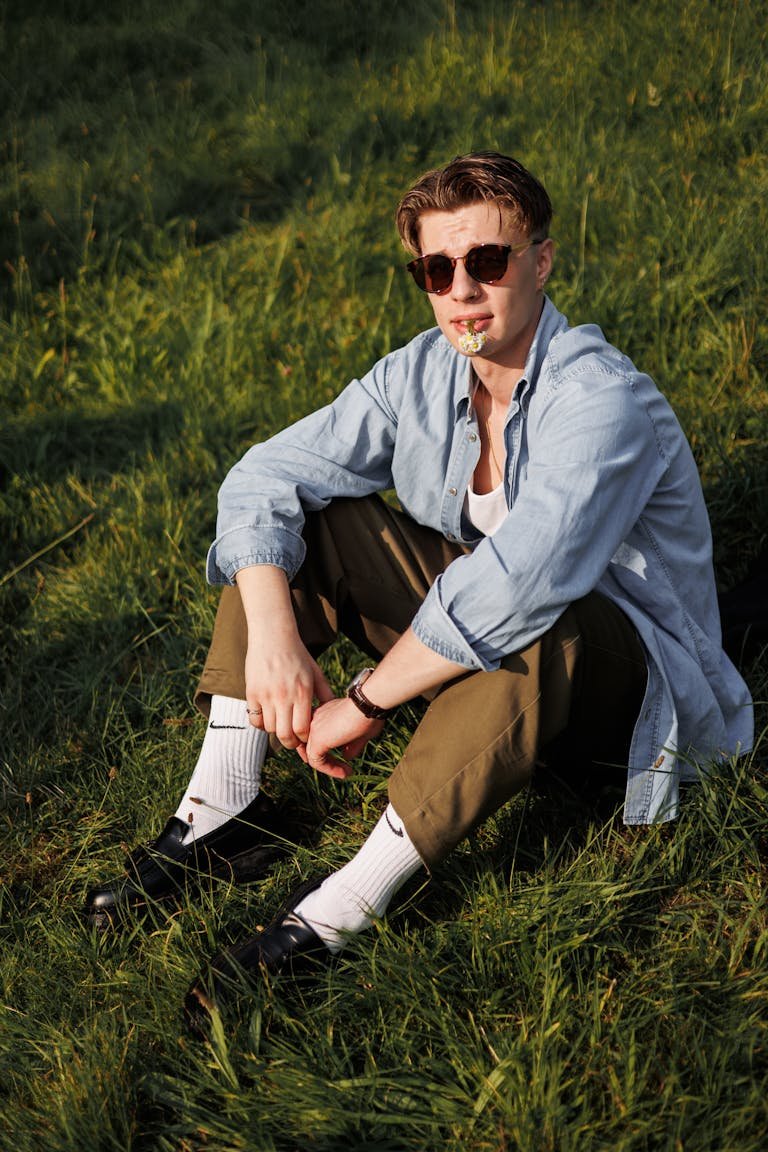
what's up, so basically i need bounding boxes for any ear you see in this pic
[536,238,555,289]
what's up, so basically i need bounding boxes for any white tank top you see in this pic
[465,480,507,536]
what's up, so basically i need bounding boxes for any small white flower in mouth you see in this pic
[458,320,487,355]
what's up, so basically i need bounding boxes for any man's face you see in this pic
[415,202,554,374]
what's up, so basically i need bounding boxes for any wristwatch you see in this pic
[347,667,392,720]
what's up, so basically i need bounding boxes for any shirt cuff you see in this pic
[206,525,306,585]
[411,587,493,672]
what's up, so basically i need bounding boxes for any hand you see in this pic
[235,564,334,750]
[244,635,334,750]
[300,697,384,779]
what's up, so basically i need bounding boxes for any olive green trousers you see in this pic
[196,496,647,867]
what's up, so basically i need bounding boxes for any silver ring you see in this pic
[246,706,263,716]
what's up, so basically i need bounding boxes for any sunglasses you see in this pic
[406,240,543,295]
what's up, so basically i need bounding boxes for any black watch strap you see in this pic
[347,668,392,720]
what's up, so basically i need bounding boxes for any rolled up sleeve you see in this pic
[206,364,399,585]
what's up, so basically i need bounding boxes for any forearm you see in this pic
[235,563,299,641]
[357,626,468,712]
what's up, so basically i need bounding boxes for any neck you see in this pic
[469,293,544,404]
[472,362,522,407]
[473,376,505,419]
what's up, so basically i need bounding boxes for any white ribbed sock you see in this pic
[294,803,424,952]
[174,694,268,843]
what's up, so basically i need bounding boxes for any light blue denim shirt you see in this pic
[208,298,753,824]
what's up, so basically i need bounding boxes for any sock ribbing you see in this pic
[294,803,424,951]
[174,695,268,843]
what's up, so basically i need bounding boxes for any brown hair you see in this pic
[396,151,552,255]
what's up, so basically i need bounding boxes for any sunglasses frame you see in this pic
[406,239,544,295]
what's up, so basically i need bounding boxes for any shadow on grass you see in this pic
[718,546,768,667]
[1,0,446,302]
[0,598,198,783]
[0,399,186,489]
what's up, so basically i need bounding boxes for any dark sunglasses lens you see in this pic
[407,257,440,293]
[420,255,453,294]
[407,258,426,291]
[465,245,510,283]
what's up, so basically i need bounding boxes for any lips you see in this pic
[455,316,491,331]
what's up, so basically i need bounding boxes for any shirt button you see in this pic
[468,433,478,442]
[448,487,457,496]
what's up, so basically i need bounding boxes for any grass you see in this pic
[1,0,767,1147]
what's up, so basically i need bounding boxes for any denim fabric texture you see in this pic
[207,298,753,824]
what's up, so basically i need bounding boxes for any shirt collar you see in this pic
[454,356,476,417]
[523,296,565,388]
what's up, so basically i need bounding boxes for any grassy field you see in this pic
[1,0,767,1148]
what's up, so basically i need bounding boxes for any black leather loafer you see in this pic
[183,876,330,1035]
[84,791,299,929]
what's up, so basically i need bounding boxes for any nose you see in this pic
[450,257,481,299]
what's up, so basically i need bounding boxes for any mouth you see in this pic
[454,315,491,333]
[456,318,490,356]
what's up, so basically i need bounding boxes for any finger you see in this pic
[313,665,336,705]
[278,690,316,747]
[292,697,314,746]
[311,753,354,779]
[342,736,368,760]
[258,703,277,735]
[246,702,265,729]
[305,737,355,778]
[275,706,302,749]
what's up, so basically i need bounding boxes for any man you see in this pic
[85,152,753,1028]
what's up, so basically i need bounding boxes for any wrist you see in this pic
[346,667,393,720]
